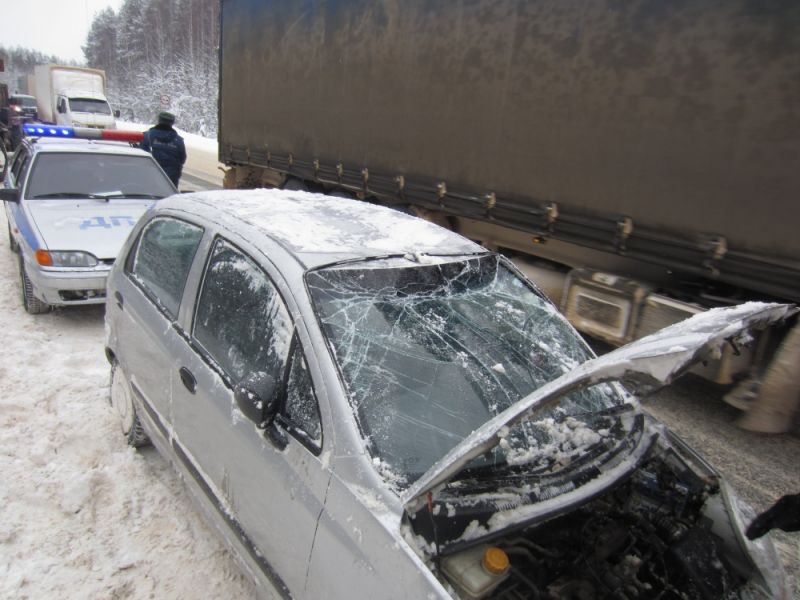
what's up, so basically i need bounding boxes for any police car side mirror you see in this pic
[0,188,19,203]
[113,109,121,118]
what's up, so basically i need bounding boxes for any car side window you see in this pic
[282,341,322,450]
[193,238,293,385]
[10,149,29,186]
[128,217,204,319]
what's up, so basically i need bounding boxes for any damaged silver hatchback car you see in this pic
[105,189,793,599]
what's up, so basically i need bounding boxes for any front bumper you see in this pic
[26,260,111,305]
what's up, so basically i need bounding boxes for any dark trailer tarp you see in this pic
[219,0,800,300]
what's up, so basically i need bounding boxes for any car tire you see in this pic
[18,255,50,314]
[8,223,19,253]
[110,363,150,448]
[281,177,308,192]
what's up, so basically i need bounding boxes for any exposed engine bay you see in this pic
[470,461,741,600]
[409,428,768,600]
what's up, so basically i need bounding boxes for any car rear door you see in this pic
[110,216,205,429]
[171,236,330,597]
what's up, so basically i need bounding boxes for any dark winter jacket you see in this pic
[141,123,187,186]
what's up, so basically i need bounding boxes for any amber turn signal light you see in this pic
[35,250,53,266]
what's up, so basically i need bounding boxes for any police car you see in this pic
[1,125,177,313]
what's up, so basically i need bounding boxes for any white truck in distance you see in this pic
[33,65,116,130]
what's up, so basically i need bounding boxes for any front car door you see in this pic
[171,236,330,596]
[5,146,32,250]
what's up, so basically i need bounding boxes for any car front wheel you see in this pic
[18,255,49,314]
[110,363,150,448]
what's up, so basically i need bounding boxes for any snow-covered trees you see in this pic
[85,0,219,136]
[0,0,218,136]
[83,8,119,79]
[0,47,71,95]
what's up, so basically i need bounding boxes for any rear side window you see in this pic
[193,238,293,385]
[129,217,204,319]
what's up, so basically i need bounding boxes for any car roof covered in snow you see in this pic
[157,189,485,268]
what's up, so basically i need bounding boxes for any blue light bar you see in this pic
[22,124,75,138]
[20,124,142,142]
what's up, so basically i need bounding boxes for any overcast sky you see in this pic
[1,0,124,63]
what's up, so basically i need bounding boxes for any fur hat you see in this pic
[157,111,176,125]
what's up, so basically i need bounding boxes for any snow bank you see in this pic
[0,211,255,599]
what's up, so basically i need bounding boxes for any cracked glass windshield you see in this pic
[308,254,624,487]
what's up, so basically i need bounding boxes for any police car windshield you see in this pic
[26,153,176,199]
[68,98,112,115]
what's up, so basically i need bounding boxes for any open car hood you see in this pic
[401,302,795,510]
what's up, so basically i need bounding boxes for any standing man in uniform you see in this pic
[141,111,186,188]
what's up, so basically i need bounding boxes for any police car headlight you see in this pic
[38,251,99,268]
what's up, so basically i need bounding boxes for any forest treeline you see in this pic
[85,0,219,135]
[0,0,219,137]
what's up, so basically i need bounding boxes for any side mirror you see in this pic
[234,372,278,427]
[113,109,121,118]
[0,187,19,203]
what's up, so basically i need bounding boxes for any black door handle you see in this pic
[114,291,123,309]
[179,367,196,394]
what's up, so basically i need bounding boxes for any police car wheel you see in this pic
[18,255,50,314]
[110,363,150,448]
[7,223,18,253]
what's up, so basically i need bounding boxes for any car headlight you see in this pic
[36,250,99,267]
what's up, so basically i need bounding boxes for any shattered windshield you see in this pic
[308,254,624,487]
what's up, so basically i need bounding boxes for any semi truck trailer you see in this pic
[217,0,800,432]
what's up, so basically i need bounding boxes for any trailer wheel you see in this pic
[282,177,308,192]
[328,189,356,199]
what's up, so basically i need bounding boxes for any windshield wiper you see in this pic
[33,191,162,201]
[32,192,101,199]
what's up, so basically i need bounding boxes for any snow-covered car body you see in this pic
[103,189,792,600]
[2,135,176,311]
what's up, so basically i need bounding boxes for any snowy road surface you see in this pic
[0,208,255,598]
[179,129,224,191]
[1,134,797,597]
